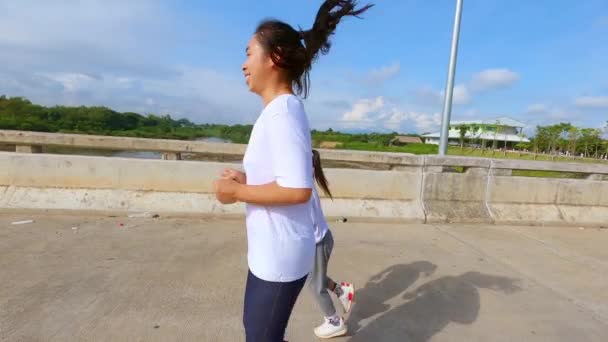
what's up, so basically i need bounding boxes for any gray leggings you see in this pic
[308,230,337,317]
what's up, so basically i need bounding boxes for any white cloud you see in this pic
[524,103,590,124]
[526,103,548,114]
[417,83,470,106]
[412,86,443,106]
[339,97,441,133]
[364,62,401,85]
[341,97,385,122]
[42,73,99,93]
[384,109,441,133]
[413,68,518,106]
[471,68,520,91]
[0,0,173,54]
[452,85,471,105]
[0,1,179,81]
[461,108,479,118]
[546,108,571,120]
[575,96,608,108]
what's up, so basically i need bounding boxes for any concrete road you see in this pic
[1,212,608,341]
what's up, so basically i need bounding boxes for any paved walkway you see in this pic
[2,212,608,341]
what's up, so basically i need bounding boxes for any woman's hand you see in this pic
[214,178,240,204]
[222,168,247,184]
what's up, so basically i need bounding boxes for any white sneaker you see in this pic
[337,282,355,313]
[314,316,347,339]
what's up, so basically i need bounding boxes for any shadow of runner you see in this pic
[347,262,438,334]
[349,271,522,342]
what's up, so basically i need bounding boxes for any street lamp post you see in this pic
[438,0,464,155]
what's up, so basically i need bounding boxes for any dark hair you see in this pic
[312,149,333,199]
[255,0,373,98]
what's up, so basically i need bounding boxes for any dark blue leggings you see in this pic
[243,270,307,342]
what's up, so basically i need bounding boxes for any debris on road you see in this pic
[12,220,34,225]
[127,212,159,219]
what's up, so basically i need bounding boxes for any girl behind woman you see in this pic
[309,149,355,339]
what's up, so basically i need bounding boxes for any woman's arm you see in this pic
[237,182,311,206]
[214,179,311,206]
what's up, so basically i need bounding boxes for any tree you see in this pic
[604,121,608,158]
[502,124,509,152]
[578,128,601,158]
[533,126,548,153]
[567,126,580,156]
[457,124,470,151]
[491,121,508,155]
[492,122,499,150]
[479,124,489,153]
[590,128,602,158]
[516,132,529,153]
[547,124,563,154]
[468,123,480,150]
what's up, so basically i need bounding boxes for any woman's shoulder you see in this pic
[263,94,304,117]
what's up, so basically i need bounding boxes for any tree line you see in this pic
[0,96,402,146]
[2,96,606,158]
[0,96,253,143]
[529,123,607,158]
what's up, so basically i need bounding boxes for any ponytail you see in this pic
[312,149,333,199]
[300,1,374,65]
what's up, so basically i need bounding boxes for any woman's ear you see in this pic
[269,49,282,69]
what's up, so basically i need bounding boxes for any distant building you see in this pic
[422,116,530,148]
[390,136,423,146]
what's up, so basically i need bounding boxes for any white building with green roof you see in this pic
[422,116,530,148]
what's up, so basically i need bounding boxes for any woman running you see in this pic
[214,1,372,341]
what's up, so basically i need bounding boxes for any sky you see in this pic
[1,0,607,135]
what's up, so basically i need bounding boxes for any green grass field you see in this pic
[336,143,607,164]
[332,143,606,179]
[336,142,439,154]
[447,146,608,164]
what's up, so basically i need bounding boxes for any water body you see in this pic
[111,137,232,159]
[42,137,232,160]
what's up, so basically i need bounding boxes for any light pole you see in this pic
[438,0,464,155]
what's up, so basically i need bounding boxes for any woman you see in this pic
[214,1,372,341]
[309,149,355,339]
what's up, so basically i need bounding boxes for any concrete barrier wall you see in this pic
[322,168,424,222]
[486,177,608,226]
[0,151,607,226]
[1,152,232,192]
[423,167,492,223]
[488,176,563,224]
[0,152,426,222]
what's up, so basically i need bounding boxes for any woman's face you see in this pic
[242,35,273,95]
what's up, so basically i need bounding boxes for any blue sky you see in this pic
[1,0,607,135]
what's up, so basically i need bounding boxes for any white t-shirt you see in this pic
[243,94,315,282]
[311,186,330,244]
